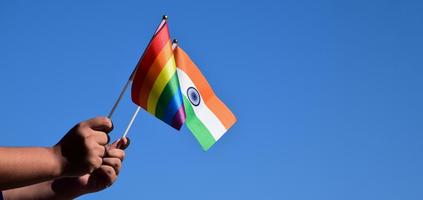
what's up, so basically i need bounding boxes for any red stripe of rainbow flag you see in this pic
[131,19,186,129]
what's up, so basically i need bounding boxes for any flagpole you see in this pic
[172,39,178,49]
[107,74,134,119]
[121,106,141,138]
[107,15,168,119]
[120,39,172,140]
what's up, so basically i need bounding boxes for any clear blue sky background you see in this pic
[1,0,422,199]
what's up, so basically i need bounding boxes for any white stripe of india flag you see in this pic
[173,43,237,151]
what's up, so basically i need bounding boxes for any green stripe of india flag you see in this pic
[173,43,237,151]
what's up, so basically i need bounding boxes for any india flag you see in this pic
[173,43,237,151]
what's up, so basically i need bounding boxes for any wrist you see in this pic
[50,145,67,178]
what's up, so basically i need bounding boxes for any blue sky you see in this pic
[1,0,422,199]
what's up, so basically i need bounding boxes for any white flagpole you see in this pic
[107,15,168,120]
[172,39,178,49]
[122,106,141,138]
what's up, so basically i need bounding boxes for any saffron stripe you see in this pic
[174,46,237,129]
[146,56,176,114]
[131,22,170,104]
[182,96,215,150]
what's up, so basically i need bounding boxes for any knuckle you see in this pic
[77,126,90,137]
[89,157,102,169]
[115,160,121,169]
[77,122,88,130]
[84,138,95,149]
[110,149,125,160]
[107,149,117,157]
[94,116,105,121]
[97,116,112,127]
[99,133,108,143]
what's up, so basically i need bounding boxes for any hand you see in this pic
[50,138,129,199]
[1,122,128,200]
[53,117,113,177]
[74,137,129,193]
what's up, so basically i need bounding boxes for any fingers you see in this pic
[85,117,113,133]
[92,142,106,157]
[90,131,110,145]
[89,156,103,172]
[98,145,125,182]
[106,147,125,161]
[102,157,122,174]
[80,138,127,190]
[85,117,112,146]
[97,165,117,186]
[58,117,117,177]
[98,138,127,178]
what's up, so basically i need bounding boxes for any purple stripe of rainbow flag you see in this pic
[131,19,186,129]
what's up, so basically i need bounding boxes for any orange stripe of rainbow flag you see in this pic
[131,19,186,129]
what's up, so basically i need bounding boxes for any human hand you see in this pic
[50,138,129,199]
[74,137,129,194]
[53,117,113,177]
[1,120,129,200]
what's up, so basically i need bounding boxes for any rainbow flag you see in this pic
[174,43,237,151]
[131,18,186,130]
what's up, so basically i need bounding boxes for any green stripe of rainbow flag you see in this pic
[131,19,186,130]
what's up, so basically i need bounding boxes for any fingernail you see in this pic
[121,137,130,150]
[126,137,130,146]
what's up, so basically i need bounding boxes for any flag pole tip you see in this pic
[173,39,178,44]
[162,15,168,20]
